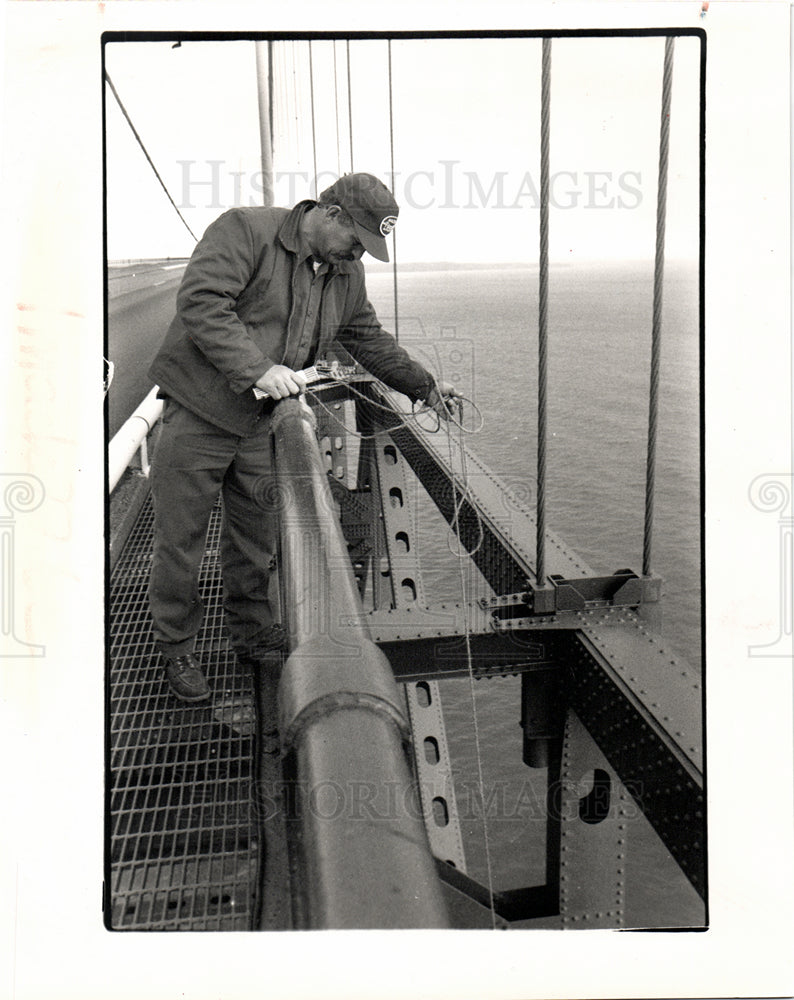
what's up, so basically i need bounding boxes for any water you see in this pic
[365,260,704,927]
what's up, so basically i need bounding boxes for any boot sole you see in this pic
[168,686,211,703]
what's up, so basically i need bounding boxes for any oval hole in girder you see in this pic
[395,531,410,553]
[415,682,432,707]
[379,557,391,578]
[320,436,333,471]
[401,578,417,602]
[578,768,611,825]
[384,445,398,465]
[389,487,403,508]
[432,797,450,827]
[334,436,343,450]
[423,737,440,765]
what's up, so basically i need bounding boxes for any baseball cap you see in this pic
[319,173,399,262]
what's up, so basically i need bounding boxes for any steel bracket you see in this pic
[482,570,662,620]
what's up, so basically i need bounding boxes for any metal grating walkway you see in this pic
[107,494,261,931]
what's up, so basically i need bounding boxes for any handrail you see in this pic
[271,396,449,929]
[108,385,163,493]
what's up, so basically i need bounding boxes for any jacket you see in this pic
[148,202,433,435]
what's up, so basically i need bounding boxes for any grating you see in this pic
[108,495,261,931]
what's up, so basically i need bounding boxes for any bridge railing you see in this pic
[108,386,163,493]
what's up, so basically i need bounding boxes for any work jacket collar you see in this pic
[277,200,359,275]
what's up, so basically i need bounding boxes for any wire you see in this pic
[105,72,198,243]
[305,374,485,559]
[446,416,498,930]
[306,373,482,438]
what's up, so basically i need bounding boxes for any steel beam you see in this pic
[556,710,631,927]
[364,423,467,871]
[564,629,705,898]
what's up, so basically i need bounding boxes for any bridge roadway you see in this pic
[106,259,187,438]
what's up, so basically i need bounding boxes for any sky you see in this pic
[104,34,701,263]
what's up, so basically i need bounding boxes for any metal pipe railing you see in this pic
[271,396,449,929]
[108,385,163,493]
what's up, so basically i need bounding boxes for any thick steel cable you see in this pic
[268,41,274,166]
[291,41,301,166]
[308,40,318,196]
[255,42,275,208]
[536,38,551,586]
[643,36,675,577]
[346,40,355,172]
[105,72,197,242]
[387,40,400,343]
[332,42,341,178]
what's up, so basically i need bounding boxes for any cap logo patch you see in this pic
[379,215,397,237]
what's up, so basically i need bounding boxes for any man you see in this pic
[147,172,458,702]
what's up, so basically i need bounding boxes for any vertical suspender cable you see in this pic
[291,41,301,166]
[643,36,675,577]
[308,41,318,196]
[333,41,341,178]
[346,40,355,172]
[255,42,275,208]
[536,37,551,586]
[387,40,399,343]
[268,41,274,167]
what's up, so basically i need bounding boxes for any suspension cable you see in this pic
[291,41,301,166]
[536,38,551,586]
[268,40,275,166]
[387,39,400,343]
[333,41,341,178]
[346,40,355,172]
[643,36,675,577]
[105,72,197,242]
[308,40,319,196]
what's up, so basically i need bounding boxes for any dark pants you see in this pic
[148,399,277,658]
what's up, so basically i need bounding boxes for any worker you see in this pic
[147,172,458,701]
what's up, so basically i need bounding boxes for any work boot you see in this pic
[235,623,289,670]
[163,652,211,703]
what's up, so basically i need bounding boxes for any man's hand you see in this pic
[255,365,307,400]
[424,380,462,421]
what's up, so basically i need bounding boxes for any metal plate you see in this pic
[558,710,631,928]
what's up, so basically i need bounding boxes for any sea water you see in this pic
[366,260,703,927]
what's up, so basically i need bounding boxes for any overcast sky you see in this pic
[105,34,701,263]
